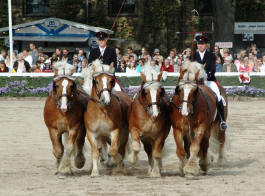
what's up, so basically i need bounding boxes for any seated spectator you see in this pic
[123,55,130,67]
[55,48,62,61]
[81,58,88,71]
[161,59,174,72]
[0,49,7,61]
[42,59,52,73]
[150,59,160,73]
[222,51,236,72]
[260,55,265,72]
[39,56,46,70]
[23,49,33,67]
[116,47,122,69]
[0,60,8,72]
[175,58,182,72]
[127,47,137,61]
[50,53,59,66]
[126,60,137,74]
[139,47,151,62]
[117,60,126,72]
[253,58,263,72]
[157,57,163,70]
[78,49,85,71]
[13,53,30,73]
[167,50,176,63]
[37,47,48,61]
[248,52,255,71]
[30,61,42,73]
[61,48,73,64]
[153,49,163,63]
[136,58,145,73]
[183,48,191,61]
[238,56,251,84]
[216,56,223,72]
[248,43,262,58]
[234,51,243,70]
[72,54,79,72]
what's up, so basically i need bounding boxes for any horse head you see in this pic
[140,71,165,118]
[91,61,115,105]
[52,76,77,113]
[175,62,206,116]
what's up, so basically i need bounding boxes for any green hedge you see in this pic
[0,76,265,89]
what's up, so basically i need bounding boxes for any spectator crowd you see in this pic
[0,43,265,75]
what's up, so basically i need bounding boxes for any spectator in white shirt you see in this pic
[0,49,7,61]
[23,49,33,67]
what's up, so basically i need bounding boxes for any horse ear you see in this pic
[70,68,75,76]
[195,70,200,81]
[140,72,146,83]
[54,68,59,76]
[157,72,163,81]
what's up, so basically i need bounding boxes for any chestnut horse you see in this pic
[170,61,228,176]
[128,71,171,177]
[82,60,131,177]
[44,64,87,178]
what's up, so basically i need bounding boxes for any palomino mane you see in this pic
[141,68,162,90]
[81,59,115,96]
[54,61,75,76]
[181,61,207,82]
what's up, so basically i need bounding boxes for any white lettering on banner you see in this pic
[234,22,265,34]
[215,42,233,48]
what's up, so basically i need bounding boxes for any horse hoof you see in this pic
[74,154,86,169]
[150,173,161,178]
[91,171,100,178]
[184,163,199,176]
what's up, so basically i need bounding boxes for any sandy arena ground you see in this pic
[1,98,265,196]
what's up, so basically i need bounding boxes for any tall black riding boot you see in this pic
[217,101,228,130]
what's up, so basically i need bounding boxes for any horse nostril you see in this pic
[61,108,67,113]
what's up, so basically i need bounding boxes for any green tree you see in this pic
[235,0,265,21]
[0,0,8,48]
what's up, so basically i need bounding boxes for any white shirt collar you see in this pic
[199,50,206,60]
[99,46,106,56]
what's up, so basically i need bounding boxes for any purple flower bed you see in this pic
[124,86,265,98]
[0,80,264,97]
[0,80,52,97]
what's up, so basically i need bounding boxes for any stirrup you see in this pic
[220,121,228,130]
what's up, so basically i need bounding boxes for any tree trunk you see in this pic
[212,0,236,43]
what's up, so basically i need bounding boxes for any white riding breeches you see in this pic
[205,81,221,102]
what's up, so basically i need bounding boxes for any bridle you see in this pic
[91,72,114,105]
[52,76,76,110]
[138,81,165,117]
[171,80,199,115]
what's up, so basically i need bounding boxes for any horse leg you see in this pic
[142,140,153,176]
[217,129,227,166]
[58,130,78,177]
[151,133,167,178]
[173,127,187,176]
[74,126,86,169]
[86,131,100,177]
[184,126,205,176]
[49,128,63,173]
[108,129,122,166]
[128,127,141,164]
[199,129,211,174]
